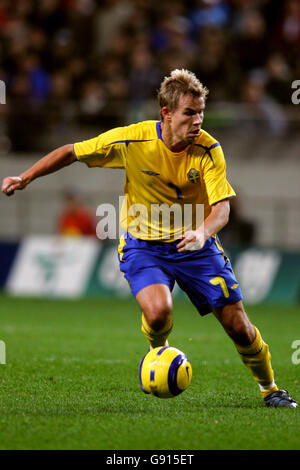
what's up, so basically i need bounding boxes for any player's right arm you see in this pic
[2,125,130,196]
[1,144,76,196]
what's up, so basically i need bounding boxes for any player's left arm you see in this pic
[177,142,234,252]
[176,199,230,252]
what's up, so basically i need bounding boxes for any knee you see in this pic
[143,299,173,332]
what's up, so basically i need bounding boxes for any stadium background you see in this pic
[0,0,299,301]
[0,0,300,451]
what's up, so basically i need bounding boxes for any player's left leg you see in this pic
[213,301,276,395]
[213,301,297,407]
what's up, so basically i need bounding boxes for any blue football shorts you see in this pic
[118,232,243,316]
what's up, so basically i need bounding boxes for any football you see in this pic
[139,346,192,398]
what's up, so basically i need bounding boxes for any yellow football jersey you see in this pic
[73,120,235,241]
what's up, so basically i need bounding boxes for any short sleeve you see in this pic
[202,144,236,205]
[73,127,128,169]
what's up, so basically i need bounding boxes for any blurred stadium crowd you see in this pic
[0,0,299,152]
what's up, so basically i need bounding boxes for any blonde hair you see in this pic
[158,69,209,116]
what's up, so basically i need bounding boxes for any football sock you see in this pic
[234,326,278,398]
[141,313,173,349]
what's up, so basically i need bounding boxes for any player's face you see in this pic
[169,94,205,145]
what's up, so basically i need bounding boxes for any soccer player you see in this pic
[2,69,297,408]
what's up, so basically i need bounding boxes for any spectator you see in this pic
[57,188,97,237]
[233,8,270,76]
[265,53,292,105]
[239,73,288,135]
[275,0,300,62]
[7,73,48,152]
[46,70,76,144]
[192,25,237,101]
[94,0,134,55]
[21,52,51,103]
[189,0,230,33]
[127,45,161,122]
[0,0,298,150]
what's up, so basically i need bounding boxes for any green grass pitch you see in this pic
[0,294,299,450]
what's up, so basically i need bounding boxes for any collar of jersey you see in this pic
[156,121,200,157]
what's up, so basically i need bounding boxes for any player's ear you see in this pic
[161,106,171,121]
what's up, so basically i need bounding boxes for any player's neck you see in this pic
[160,121,189,153]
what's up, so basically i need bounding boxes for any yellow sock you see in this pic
[234,326,278,398]
[141,313,173,349]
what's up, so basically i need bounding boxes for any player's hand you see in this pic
[176,229,205,252]
[2,176,25,196]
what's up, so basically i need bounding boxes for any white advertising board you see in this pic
[6,236,100,298]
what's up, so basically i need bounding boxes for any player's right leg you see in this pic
[136,283,173,349]
[118,233,175,349]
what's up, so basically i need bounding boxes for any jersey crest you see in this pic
[187,168,200,184]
